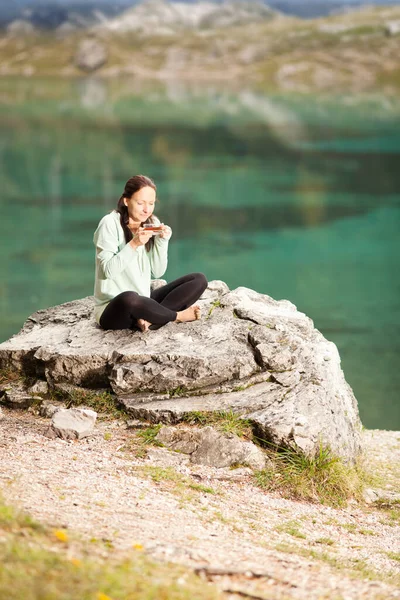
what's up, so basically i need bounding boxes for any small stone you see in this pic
[28,380,49,396]
[214,467,253,481]
[146,447,189,467]
[126,419,152,430]
[363,488,379,504]
[39,401,62,419]
[49,408,97,440]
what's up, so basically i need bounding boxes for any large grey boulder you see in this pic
[0,281,362,460]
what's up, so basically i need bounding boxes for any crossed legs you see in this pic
[99,272,208,331]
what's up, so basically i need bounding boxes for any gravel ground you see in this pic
[0,408,399,600]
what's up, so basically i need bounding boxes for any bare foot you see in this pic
[137,318,151,332]
[176,305,201,323]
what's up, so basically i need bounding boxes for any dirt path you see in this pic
[1,408,399,599]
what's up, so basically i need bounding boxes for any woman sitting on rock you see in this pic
[93,174,207,332]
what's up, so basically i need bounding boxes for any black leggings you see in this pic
[99,272,208,330]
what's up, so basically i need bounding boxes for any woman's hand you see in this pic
[130,227,153,249]
[159,224,172,240]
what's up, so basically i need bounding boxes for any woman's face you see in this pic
[124,186,156,223]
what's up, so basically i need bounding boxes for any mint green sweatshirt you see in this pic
[93,211,169,324]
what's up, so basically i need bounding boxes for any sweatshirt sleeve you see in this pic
[148,235,169,278]
[94,215,138,281]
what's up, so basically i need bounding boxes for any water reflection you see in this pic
[77,78,108,109]
[0,78,399,430]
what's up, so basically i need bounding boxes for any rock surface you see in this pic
[48,407,97,440]
[156,425,267,469]
[0,280,362,459]
[39,401,63,419]
[29,380,49,396]
[0,381,42,409]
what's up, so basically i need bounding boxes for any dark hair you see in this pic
[116,174,157,252]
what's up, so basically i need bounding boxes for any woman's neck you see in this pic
[128,217,141,232]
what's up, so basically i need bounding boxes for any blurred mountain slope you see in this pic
[1,2,400,93]
[2,0,400,28]
[95,0,277,34]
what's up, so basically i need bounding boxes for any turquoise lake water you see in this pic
[0,78,399,429]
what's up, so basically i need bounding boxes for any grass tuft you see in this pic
[0,366,36,390]
[118,424,164,459]
[373,498,400,511]
[275,541,400,586]
[0,367,22,386]
[372,498,400,526]
[254,442,368,507]
[181,410,252,438]
[136,466,218,501]
[53,388,125,420]
[276,519,306,539]
[136,424,163,445]
[207,299,223,319]
[386,552,400,562]
[188,483,217,495]
[315,537,335,546]
[169,386,188,398]
[0,502,45,533]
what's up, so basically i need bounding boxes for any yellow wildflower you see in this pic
[53,529,68,543]
[132,543,144,551]
[69,558,81,567]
